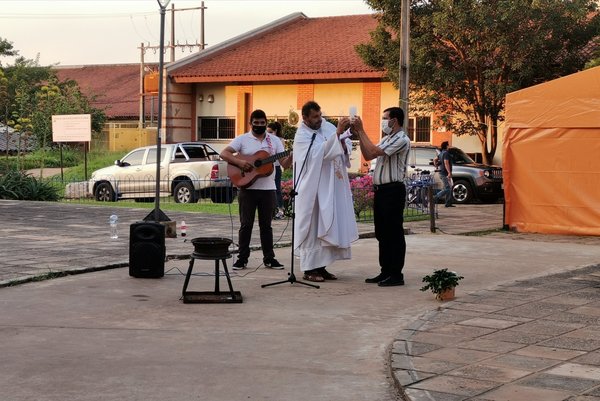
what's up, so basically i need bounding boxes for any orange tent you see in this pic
[503,66,600,235]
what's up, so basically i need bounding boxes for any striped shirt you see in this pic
[372,130,411,185]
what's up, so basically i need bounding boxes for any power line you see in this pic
[0,12,155,19]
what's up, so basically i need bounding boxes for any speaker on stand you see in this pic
[129,222,165,278]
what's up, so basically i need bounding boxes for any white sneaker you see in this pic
[275,210,284,219]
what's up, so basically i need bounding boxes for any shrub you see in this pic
[350,174,374,218]
[280,174,375,219]
[0,170,60,201]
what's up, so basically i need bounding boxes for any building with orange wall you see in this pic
[164,13,447,172]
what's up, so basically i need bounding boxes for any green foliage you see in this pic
[0,37,18,60]
[0,147,83,171]
[420,268,464,299]
[1,41,106,153]
[359,0,600,163]
[584,38,600,69]
[0,170,59,201]
[62,150,123,181]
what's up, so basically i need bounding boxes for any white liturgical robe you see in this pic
[292,119,358,271]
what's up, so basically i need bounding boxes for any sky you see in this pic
[1,0,374,66]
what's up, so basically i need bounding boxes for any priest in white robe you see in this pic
[292,101,358,282]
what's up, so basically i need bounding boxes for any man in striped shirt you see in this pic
[352,107,411,286]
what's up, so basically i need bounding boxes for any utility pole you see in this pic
[200,1,205,50]
[139,42,145,128]
[399,0,410,130]
[170,3,175,62]
[139,2,207,130]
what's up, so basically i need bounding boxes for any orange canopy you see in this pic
[503,66,600,236]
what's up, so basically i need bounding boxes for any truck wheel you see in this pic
[174,181,196,204]
[452,180,473,204]
[95,182,116,202]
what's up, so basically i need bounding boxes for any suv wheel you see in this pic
[452,179,473,204]
[95,182,116,202]
[173,181,197,204]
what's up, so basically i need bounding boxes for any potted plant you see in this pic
[420,268,464,301]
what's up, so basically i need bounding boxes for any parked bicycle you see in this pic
[406,169,433,212]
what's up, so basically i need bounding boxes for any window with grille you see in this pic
[197,117,235,139]
[407,116,431,143]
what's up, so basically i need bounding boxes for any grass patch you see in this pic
[61,198,240,215]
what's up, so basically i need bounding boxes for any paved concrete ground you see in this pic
[1,200,599,401]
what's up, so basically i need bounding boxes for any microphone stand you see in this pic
[262,132,319,289]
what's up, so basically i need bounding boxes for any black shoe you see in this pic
[445,204,455,207]
[318,267,337,280]
[264,258,284,270]
[378,277,405,287]
[365,273,390,284]
[232,259,247,270]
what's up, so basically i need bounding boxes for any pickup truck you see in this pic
[89,142,233,203]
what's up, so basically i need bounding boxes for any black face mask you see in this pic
[252,125,267,135]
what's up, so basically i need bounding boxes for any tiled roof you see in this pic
[55,64,157,119]
[169,14,384,83]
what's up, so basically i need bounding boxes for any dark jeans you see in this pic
[238,189,276,261]
[274,166,283,209]
[373,183,406,279]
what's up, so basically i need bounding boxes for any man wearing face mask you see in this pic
[220,109,292,270]
[352,107,411,287]
[293,101,358,282]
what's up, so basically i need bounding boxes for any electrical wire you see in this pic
[130,15,152,44]
[0,12,155,20]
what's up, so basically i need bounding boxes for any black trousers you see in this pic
[373,183,406,279]
[237,189,276,261]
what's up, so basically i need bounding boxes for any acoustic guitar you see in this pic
[228,150,291,189]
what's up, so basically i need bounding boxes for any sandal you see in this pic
[318,267,337,280]
[303,271,325,282]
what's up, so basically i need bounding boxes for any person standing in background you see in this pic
[433,141,454,207]
[267,121,286,219]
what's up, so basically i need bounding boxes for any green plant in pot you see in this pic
[420,268,464,301]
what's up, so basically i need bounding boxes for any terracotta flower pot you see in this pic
[437,287,455,301]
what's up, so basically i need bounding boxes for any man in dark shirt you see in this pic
[434,141,454,207]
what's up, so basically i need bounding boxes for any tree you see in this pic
[584,38,600,68]
[358,0,600,163]
[0,38,106,156]
[0,37,18,62]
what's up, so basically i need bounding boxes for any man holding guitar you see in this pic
[220,109,293,270]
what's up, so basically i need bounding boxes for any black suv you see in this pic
[370,145,503,204]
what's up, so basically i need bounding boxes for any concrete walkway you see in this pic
[1,200,599,401]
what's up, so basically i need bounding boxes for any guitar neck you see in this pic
[256,150,291,167]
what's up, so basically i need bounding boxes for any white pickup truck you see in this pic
[89,142,233,204]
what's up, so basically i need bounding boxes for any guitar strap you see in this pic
[265,135,274,155]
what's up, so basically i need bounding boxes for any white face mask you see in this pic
[381,119,393,135]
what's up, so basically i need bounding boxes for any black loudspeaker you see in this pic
[129,222,165,278]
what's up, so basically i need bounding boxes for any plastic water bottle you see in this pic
[180,220,187,237]
[109,214,118,239]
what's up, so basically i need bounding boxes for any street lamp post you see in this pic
[151,0,170,222]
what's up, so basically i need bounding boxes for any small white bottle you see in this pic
[109,214,118,239]
[180,220,187,237]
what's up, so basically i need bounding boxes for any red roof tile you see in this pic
[55,64,156,119]
[170,14,384,83]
